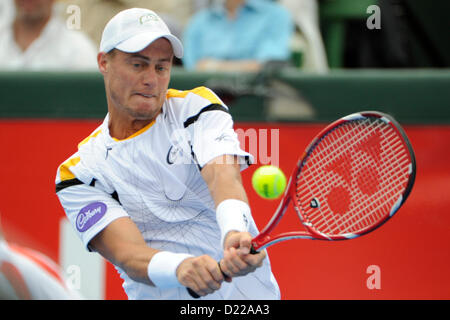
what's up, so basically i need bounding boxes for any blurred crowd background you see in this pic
[1,0,448,72]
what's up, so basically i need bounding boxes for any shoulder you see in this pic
[165,86,230,128]
[166,86,226,114]
[188,8,215,24]
[42,15,98,69]
[47,15,97,52]
[185,7,220,33]
[166,86,224,106]
[77,126,104,150]
[0,22,13,47]
[55,124,104,185]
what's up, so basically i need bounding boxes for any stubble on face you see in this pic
[101,39,174,139]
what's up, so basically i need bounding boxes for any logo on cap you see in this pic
[139,13,159,25]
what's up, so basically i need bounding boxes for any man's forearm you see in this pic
[88,217,158,285]
[201,155,249,207]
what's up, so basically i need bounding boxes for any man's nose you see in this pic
[142,67,157,86]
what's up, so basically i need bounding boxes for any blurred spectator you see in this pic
[0,223,82,299]
[0,0,97,71]
[57,0,195,65]
[280,0,328,73]
[183,0,294,72]
[0,0,15,28]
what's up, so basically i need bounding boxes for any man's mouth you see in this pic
[135,93,156,98]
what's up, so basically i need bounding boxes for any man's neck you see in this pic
[108,110,157,141]
[225,0,245,20]
[13,15,50,51]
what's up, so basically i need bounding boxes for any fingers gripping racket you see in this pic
[188,111,416,297]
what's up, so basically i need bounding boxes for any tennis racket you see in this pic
[188,110,416,298]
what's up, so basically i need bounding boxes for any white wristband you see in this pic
[147,251,194,288]
[216,199,251,248]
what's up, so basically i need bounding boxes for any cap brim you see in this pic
[115,32,183,58]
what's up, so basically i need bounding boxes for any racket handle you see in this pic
[250,244,259,254]
[187,247,260,298]
[186,261,228,299]
[187,287,200,298]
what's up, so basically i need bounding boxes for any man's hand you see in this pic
[176,255,229,297]
[219,231,266,278]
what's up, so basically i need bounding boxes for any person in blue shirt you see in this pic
[183,0,294,72]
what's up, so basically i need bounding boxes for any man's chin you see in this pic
[129,106,161,121]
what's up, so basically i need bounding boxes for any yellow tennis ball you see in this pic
[252,165,287,199]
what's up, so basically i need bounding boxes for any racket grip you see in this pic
[186,261,228,299]
[250,244,259,254]
[187,287,200,298]
[187,246,260,298]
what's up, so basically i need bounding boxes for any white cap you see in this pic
[99,8,183,58]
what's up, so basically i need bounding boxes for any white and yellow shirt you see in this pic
[55,87,280,300]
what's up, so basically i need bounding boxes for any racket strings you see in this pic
[295,120,378,233]
[313,161,409,234]
[324,125,409,233]
[317,125,409,234]
[296,117,411,236]
[321,134,409,233]
[297,118,383,232]
[300,118,385,173]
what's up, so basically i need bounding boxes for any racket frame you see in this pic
[251,111,416,251]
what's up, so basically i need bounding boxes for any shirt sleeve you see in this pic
[183,94,254,170]
[56,183,129,252]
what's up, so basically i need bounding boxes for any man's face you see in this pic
[99,38,174,122]
[15,0,54,20]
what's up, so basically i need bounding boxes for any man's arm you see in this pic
[88,217,157,285]
[198,154,266,278]
[88,216,226,296]
[200,154,249,205]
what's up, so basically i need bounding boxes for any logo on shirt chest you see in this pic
[166,145,189,165]
[166,145,178,165]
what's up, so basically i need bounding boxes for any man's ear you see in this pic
[97,52,108,75]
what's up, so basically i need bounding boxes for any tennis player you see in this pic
[55,8,280,299]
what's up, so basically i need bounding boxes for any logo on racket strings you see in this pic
[327,132,381,215]
[310,198,320,209]
[309,131,382,217]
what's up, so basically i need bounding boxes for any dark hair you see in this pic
[106,49,117,58]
